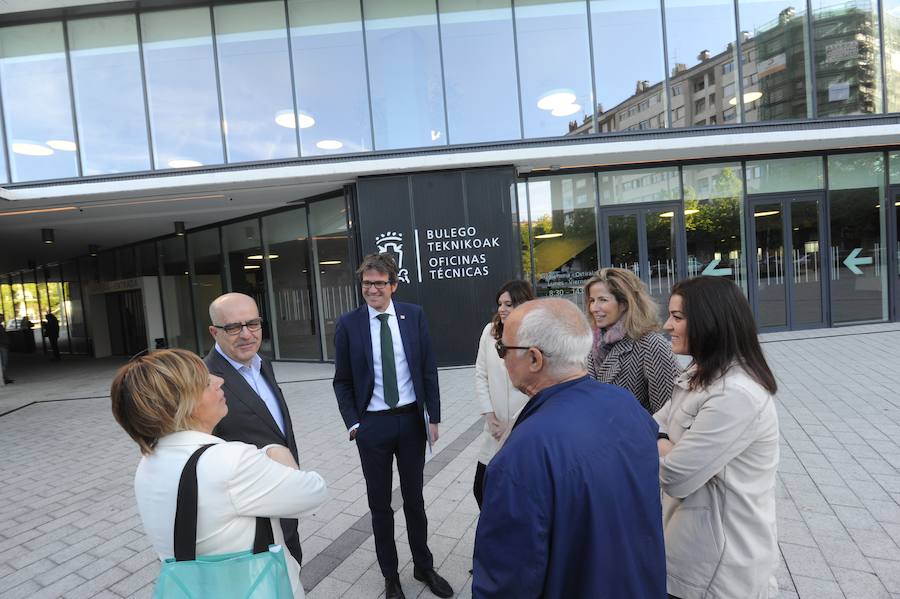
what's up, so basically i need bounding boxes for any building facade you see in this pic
[1,0,899,365]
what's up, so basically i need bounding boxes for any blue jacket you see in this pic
[332,301,440,431]
[473,375,666,599]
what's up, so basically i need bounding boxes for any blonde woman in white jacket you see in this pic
[656,277,779,599]
[472,280,534,508]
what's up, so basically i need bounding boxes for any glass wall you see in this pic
[591,0,667,132]
[141,7,224,169]
[827,152,888,324]
[61,260,88,354]
[222,218,273,356]
[68,15,151,175]
[515,0,593,137]
[525,173,598,303]
[1,1,900,181]
[214,2,297,163]
[158,237,197,351]
[309,197,355,359]
[0,22,78,181]
[188,228,223,350]
[262,208,319,359]
[683,163,746,288]
[439,0,521,143]
[363,0,446,149]
[288,0,372,155]
[746,155,824,193]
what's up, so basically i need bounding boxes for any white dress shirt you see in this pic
[215,344,286,436]
[134,431,327,598]
[367,301,416,412]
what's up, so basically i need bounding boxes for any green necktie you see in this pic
[377,313,400,408]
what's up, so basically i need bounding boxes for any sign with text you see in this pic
[356,168,520,366]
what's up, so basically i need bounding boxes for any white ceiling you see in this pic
[0,179,346,274]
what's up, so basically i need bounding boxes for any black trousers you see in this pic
[356,409,433,578]
[473,461,487,509]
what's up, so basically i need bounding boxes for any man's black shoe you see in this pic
[385,576,406,599]
[413,566,453,598]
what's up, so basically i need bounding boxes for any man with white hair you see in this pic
[472,298,666,598]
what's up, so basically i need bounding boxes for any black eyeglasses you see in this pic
[495,339,550,359]
[361,280,394,290]
[212,318,264,336]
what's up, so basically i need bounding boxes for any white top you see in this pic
[654,365,779,599]
[367,301,416,411]
[134,431,327,598]
[215,344,286,435]
[473,322,530,465]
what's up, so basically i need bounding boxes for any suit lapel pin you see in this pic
[400,314,406,320]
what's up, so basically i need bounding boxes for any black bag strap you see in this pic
[173,444,276,561]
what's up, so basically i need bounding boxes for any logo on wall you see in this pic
[375,231,412,284]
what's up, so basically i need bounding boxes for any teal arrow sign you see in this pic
[701,258,733,276]
[843,248,872,275]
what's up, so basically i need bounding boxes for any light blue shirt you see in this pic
[215,344,286,436]
[367,301,416,412]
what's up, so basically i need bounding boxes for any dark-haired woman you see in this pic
[472,280,534,508]
[655,276,779,599]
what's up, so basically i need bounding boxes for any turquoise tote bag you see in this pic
[152,445,294,599]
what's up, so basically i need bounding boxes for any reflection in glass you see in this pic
[645,208,678,302]
[68,15,151,175]
[607,214,639,272]
[262,208,320,360]
[363,0,446,149]
[142,8,224,169]
[135,242,158,276]
[590,0,667,133]
[0,22,78,181]
[517,182,532,281]
[222,219,273,356]
[598,167,680,205]
[215,2,297,162]
[116,247,137,279]
[439,0,521,143]
[62,261,88,354]
[288,0,372,155]
[791,200,824,325]
[753,203,787,327]
[827,153,887,324]
[890,151,900,184]
[515,0,593,137]
[683,163,745,290]
[528,174,598,304]
[310,197,354,359]
[159,237,198,352]
[746,156,824,193]
[664,0,739,128]
[738,0,813,122]
[884,0,900,112]
[811,0,883,116]
[188,228,223,352]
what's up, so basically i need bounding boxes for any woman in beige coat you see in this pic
[472,280,533,508]
[656,276,779,599]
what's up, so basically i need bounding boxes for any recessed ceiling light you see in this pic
[320,260,342,265]
[754,210,780,217]
[551,103,581,117]
[683,209,700,215]
[275,110,315,129]
[537,90,576,111]
[46,140,76,152]
[168,159,203,168]
[12,141,53,156]
[534,232,563,239]
[729,91,764,106]
[659,212,675,218]
[244,265,261,270]
[316,139,343,150]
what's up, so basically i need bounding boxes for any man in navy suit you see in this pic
[333,253,453,599]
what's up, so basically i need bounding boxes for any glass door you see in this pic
[748,193,826,331]
[600,203,682,309]
[891,187,900,321]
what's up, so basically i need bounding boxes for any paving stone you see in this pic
[834,567,892,599]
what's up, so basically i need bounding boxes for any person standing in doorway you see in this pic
[21,315,34,353]
[333,253,453,599]
[204,292,306,569]
[45,312,60,361]
[0,314,12,384]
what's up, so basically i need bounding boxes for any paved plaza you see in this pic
[2,323,900,598]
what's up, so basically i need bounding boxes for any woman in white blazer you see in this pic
[111,349,327,599]
[656,277,779,599]
[472,280,534,508]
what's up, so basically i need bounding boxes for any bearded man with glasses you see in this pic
[203,292,305,568]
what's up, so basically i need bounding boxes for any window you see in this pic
[724,106,737,121]
[673,106,684,120]
[672,84,683,96]
[722,61,734,74]
[694,79,706,92]
[694,98,707,112]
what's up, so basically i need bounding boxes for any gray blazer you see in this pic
[586,331,679,414]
